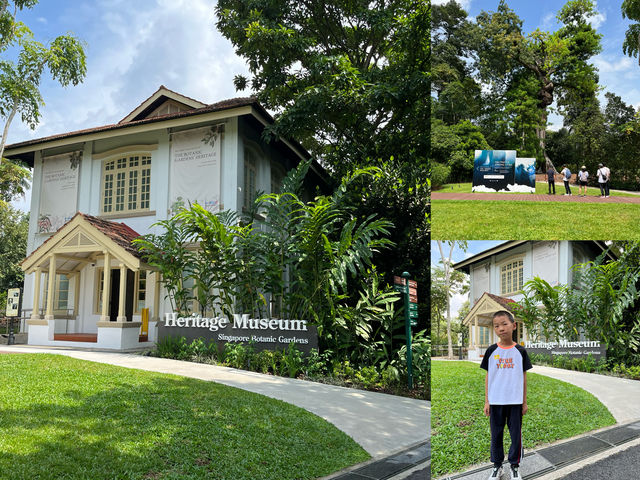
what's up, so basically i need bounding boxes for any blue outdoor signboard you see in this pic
[472,150,516,192]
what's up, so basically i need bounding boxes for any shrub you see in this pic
[355,366,381,389]
[282,342,304,378]
[431,162,451,189]
[156,336,188,359]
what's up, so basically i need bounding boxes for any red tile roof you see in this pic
[21,212,142,266]
[79,213,142,258]
[485,293,517,311]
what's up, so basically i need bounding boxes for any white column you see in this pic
[117,264,127,322]
[474,317,479,348]
[45,255,56,320]
[153,272,161,322]
[100,251,111,322]
[31,267,42,320]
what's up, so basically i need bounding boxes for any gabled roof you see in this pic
[119,85,207,123]
[462,292,517,326]
[21,212,147,274]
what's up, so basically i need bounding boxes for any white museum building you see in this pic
[4,86,326,350]
[453,241,615,360]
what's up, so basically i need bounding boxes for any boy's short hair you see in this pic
[492,310,515,323]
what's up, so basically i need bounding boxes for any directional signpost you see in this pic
[394,272,418,389]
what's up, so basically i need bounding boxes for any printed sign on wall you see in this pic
[38,153,79,233]
[169,126,221,215]
[472,150,516,192]
[514,157,536,193]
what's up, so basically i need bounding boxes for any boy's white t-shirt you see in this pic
[481,343,533,405]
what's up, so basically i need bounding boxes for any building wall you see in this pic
[21,114,303,331]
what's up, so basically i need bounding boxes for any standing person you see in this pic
[577,166,589,197]
[597,163,609,198]
[560,165,572,195]
[482,311,532,480]
[546,165,556,194]
[603,163,611,197]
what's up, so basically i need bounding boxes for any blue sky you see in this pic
[433,0,640,127]
[6,0,250,211]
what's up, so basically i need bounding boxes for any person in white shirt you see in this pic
[577,166,589,197]
[560,165,572,195]
[596,163,610,198]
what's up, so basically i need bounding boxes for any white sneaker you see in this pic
[488,465,503,479]
[510,465,521,479]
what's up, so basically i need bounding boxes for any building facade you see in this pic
[5,86,326,350]
[454,241,613,360]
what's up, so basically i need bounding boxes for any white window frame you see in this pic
[243,148,258,210]
[499,256,525,296]
[101,152,152,215]
[134,270,147,313]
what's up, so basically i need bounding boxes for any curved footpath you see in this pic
[530,364,640,423]
[432,191,640,203]
[0,344,429,458]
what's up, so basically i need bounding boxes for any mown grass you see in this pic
[0,354,369,480]
[438,182,639,197]
[432,200,640,240]
[431,360,615,477]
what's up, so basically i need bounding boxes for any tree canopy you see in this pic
[215,0,428,178]
[0,0,87,159]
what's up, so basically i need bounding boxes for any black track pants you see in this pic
[490,404,523,467]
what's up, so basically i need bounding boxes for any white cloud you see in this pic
[594,55,634,73]
[587,2,607,30]
[539,12,557,30]
[432,0,472,10]
[7,0,250,144]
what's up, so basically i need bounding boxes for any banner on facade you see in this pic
[514,158,536,193]
[472,150,517,192]
[169,126,221,215]
[525,340,606,360]
[38,153,79,233]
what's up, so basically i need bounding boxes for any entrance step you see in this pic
[53,333,98,343]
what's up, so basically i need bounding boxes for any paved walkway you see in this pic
[432,191,640,203]
[0,344,429,458]
[530,365,640,423]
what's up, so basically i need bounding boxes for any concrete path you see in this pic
[0,344,429,458]
[432,191,640,203]
[530,365,640,423]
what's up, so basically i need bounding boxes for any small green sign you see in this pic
[394,284,406,293]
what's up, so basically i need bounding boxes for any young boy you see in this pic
[481,311,532,480]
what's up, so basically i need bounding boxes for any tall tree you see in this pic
[0,204,28,312]
[475,0,602,168]
[215,0,428,177]
[622,0,640,65]
[0,0,87,160]
[435,240,467,359]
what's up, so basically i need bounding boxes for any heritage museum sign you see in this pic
[158,313,318,354]
[525,340,606,360]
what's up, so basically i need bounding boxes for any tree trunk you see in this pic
[437,241,456,360]
[0,105,18,164]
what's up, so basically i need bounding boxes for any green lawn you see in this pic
[432,200,640,239]
[0,354,369,480]
[431,360,615,477]
[439,182,639,197]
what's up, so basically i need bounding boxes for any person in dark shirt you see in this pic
[546,166,556,194]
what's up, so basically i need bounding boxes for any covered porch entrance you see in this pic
[462,292,526,361]
[22,213,160,350]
